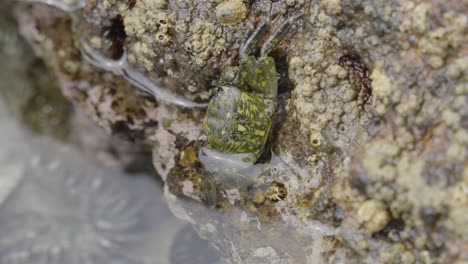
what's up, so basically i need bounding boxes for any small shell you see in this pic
[215,0,247,26]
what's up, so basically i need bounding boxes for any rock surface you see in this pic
[0,6,220,263]
[11,0,468,263]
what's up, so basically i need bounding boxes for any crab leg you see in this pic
[260,14,303,59]
[239,20,269,63]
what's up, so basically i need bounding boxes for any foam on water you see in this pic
[24,0,85,13]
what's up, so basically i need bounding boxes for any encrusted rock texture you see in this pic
[13,0,467,263]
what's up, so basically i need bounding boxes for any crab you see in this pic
[199,15,301,166]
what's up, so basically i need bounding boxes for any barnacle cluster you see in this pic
[124,0,172,71]
[184,18,226,67]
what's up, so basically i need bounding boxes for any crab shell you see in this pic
[203,86,276,163]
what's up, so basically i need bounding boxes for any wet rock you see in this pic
[0,98,193,264]
[0,8,71,140]
[0,5,153,172]
[12,0,468,263]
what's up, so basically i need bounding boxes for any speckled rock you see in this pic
[14,3,205,178]
[73,0,304,103]
[164,0,467,262]
[0,8,70,141]
[13,0,468,263]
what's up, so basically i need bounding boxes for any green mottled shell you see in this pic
[203,86,273,161]
[240,56,278,98]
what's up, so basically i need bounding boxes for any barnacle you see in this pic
[309,131,322,147]
[265,181,287,202]
[356,200,390,233]
[215,0,247,26]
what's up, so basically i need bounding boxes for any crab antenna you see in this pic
[260,14,303,58]
[239,20,269,63]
